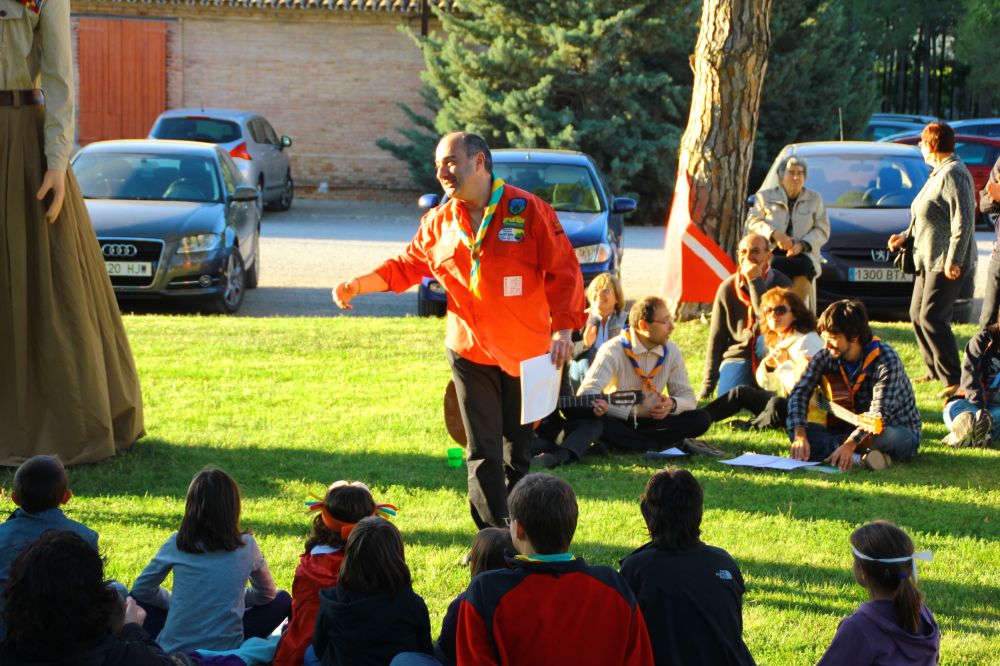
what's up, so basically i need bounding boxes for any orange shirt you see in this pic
[375,185,586,376]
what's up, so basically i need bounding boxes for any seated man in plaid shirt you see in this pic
[786,299,921,470]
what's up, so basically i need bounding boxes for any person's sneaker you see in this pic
[972,409,993,448]
[860,450,892,471]
[680,438,725,458]
[587,440,610,457]
[533,449,575,469]
[947,411,976,448]
[728,419,754,431]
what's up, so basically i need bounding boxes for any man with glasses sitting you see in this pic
[578,296,716,456]
[698,233,790,400]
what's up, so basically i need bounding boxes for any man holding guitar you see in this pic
[578,296,713,453]
[787,300,921,470]
[332,132,585,531]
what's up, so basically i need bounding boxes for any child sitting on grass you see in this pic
[0,455,99,642]
[817,520,939,666]
[311,516,433,666]
[130,468,291,653]
[274,480,393,666]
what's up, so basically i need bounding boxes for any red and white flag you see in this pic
[661,169,736,304]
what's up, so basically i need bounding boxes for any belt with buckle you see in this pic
[0,89,45,106]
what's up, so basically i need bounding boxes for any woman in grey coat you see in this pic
[888,122,977,397]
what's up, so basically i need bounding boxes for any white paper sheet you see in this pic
[719,453,820,470]
[645,447,687,459]
[519,353,562,424]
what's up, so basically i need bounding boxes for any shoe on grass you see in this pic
[533,449,575,469]
[680,438,725,458]
[972,409,993,448]
[947,411,976,448]
[860,450,892,471]
[728,419,753,431]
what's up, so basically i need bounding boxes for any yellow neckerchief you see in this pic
[455,176,505,298]
[621,329,665,394]
[839,337,882,397]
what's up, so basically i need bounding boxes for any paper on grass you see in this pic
[519,353,561,424]
[720,453,820,470]
[645,447,687,459]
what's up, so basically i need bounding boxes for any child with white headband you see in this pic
[817,520,939,665]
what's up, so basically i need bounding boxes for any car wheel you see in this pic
[268,172,293,212]
[417,292,446,317]
[207,250,246,314]
[245,228,260,289]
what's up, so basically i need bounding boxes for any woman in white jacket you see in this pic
[704,287,823,430]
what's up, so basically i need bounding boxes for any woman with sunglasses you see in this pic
[704,287,822,430]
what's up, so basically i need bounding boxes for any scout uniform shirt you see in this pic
[375,184,586,376]
[1,0,74,170]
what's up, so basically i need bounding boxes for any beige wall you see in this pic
[72,7,433,195]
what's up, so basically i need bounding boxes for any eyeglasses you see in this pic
[649,319,672,325]
[764,305,790,316]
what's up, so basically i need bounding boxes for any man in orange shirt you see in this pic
[333,132,586,529]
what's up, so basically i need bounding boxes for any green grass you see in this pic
[3,316,998,665]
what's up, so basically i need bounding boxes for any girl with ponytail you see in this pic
[818,520,940,665]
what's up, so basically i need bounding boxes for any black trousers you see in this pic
[909,270,963,386]
[704,385,788,429]
[448,349,532,530]
[980,252,1000,328]
[534,411,603,459]
[598,409,712,451]
[771,252,816,279]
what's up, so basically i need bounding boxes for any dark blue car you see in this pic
[416,149,637,316]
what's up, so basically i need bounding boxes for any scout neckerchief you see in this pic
[456,175,505,298]
[839,337,881,397]
[18,0,42,12]
[733,265,769,372]
[621,329,666,394]
[515,552,576,563]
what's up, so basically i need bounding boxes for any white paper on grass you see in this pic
[519,353,561,424]
[719,453,820,470]
[647,447,687,458]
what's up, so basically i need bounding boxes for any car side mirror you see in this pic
[612,197,637,214]
[418,193,440,209]
[232,185,258,202]
[280,136,292,149]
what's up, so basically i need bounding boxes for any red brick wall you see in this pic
[71,8,433,195]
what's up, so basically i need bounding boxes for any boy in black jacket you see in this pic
[943,320,1000,448]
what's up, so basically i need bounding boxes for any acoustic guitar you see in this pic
[808,373,884,446]
[443,379,643,445]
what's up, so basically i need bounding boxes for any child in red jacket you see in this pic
[273,481,392,666]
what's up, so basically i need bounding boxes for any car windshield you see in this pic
[74,152,223,203]
[767,154,930,209]
[492,163,603,213]
[152,117,242,143]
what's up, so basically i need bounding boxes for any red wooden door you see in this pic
[77,18,167,144]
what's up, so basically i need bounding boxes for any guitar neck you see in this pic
[811,392,860,426]
[558,391,642,409]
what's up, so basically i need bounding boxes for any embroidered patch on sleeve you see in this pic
[507,198,527,215]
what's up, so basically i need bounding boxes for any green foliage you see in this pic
[954,0,1000,112]
[751,0,878,187]
[3,316,997,664]
[375,86,442,194]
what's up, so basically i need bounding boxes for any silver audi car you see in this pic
[72,140,261,314]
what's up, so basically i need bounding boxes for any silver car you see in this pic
[149,108,294,212]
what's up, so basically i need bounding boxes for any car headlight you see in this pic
[176,233,221,254]
[574,243,611,264]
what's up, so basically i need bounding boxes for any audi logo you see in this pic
[102,243,138,258]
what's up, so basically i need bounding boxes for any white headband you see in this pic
[852,547,933,582]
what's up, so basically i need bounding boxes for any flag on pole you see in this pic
[662,169,736,304]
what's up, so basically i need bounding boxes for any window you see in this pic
[73,152,223,203]
[247,118,266,144]
[218,152,242,195]
[260,118,280,145]
[492,163,603,213]
[152,117,243,144]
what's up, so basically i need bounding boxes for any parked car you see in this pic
[759,141,974,322]
[148,108,293,212]
[72,140,261,314]
[870,113,938,125]
[862,119,926,141]
[415,149,636,316]
[950,118,1000,138]
[880,132,1000,227]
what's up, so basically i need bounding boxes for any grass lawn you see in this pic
[3,315,998,665]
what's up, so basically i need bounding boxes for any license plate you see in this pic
[848,267,913,283]
[105,261,152,276]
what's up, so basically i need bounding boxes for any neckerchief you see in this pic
[733,264,769,332]
[621,330,666,394]
[515,552,576,563]
[18,0,42,12]
[455,176,505,298]
[839,337,881,397]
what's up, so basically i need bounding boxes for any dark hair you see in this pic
[921,122,955,154]
[176,468,245,554]
[455,132,493,172]
[760,287,818,348]
[507,474,578,555]
[305,483,376,551]
[851,520,924,634]
[4,531,119,658]
[817,299,873,346]
[13,455,68,513]
[468,527,514,578]
[628,296,667,333]
[640,469,703,551]
[338,517,411,597]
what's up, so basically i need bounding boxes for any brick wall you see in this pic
[71,6,434,196]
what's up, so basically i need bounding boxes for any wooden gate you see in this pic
[77,18,167,144]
